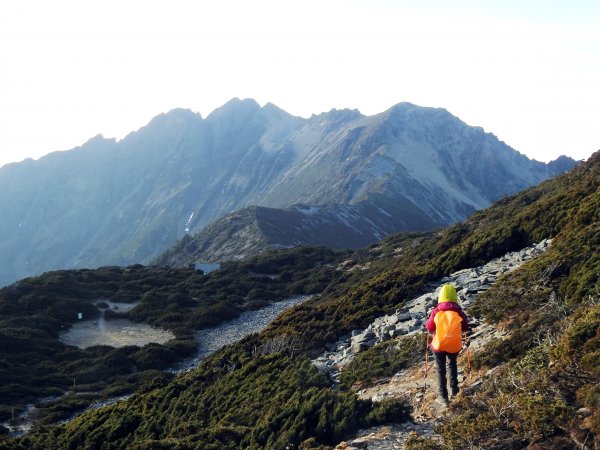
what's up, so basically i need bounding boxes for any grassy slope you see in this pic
[3,152,600,449]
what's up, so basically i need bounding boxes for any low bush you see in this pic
[340,336,422,387]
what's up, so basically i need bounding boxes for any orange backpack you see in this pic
[432,310,463,353]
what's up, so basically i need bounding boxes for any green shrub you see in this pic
[436,407,501,449]
[341,336,421,387]
[365,398,410,425]
[405,434,443,450]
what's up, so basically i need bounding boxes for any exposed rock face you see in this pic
[152,99,576,268]
[312,239,553,379]
[0,94,575,285]
[154,202,439,265]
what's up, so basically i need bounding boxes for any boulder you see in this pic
[397,312,411,321]
[363,339,378,348]
[337,343,349,352]
[381,324,396,334]
[362,331,376,340]
[386,314,399,325]
[402,318,420,330]
[349,438,369,449]
[350,341,368,354]
[410,311,426,320]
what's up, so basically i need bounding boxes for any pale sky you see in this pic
[1,0,598,168]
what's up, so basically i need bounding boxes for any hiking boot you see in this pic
[451,387,460,398]
[436,396,450,407]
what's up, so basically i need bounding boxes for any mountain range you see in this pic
[2,144,598,449]
[0,98,577,285]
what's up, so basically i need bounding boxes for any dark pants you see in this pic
[433,351,459,399]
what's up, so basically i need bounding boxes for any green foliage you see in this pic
[441,303,599,448]
[552,304,600,361]
[511,395,572,439]
[437,361,574,448]
[11,351,376,449]
[340,336,421,387]
[0,246,339,422]
[365,398,411,426]
[436,406,503,449]
[130,246,340,334]
[404,434,443,450]
[4,152,600,448]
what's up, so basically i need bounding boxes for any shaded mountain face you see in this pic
[9,148,600,450]
[153,201,443,267]
[0,99,577,285]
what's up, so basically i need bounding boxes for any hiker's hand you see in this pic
[463,340,470,349]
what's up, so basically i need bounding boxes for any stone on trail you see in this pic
[311,240,552,381]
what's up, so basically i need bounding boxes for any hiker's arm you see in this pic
[459,309,470,331]
[425,307,438,333]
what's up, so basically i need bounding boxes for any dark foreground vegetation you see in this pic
[0,246,340,426]
[2,151,599,449]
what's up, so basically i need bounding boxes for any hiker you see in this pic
[426,284,469,406]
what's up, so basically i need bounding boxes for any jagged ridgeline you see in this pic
[3,152,599,449]
[0,99,576,287]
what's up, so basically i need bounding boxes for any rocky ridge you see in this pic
[310,240,553,449]
[313,238,552,381]
[0,97,576,287]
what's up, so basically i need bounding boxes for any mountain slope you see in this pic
[6,151,598,449]
[0,101,301,286]
[0,99,576,286]
[154,201,441,266]
[258,103,557,219]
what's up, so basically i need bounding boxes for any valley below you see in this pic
[172,295,311,372]
[5,295,313,436]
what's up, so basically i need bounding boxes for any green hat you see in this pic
[438,284,458,303]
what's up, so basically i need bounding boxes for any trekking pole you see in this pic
[424,333,430,386]
[463,332,471,377]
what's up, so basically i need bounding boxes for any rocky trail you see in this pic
[322,240,553,450]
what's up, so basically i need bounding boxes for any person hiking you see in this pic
[425,284,469,406]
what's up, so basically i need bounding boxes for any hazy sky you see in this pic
[1,0,598,168]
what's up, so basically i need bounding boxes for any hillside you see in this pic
[0,247,340,429]
[3,151,597,449]
[153,201,438,267]
[0,99,576,286]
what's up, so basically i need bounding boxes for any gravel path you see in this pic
[171,295,312,372]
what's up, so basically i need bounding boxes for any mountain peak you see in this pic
[147,108,202,126]
[207,97,261,119]
[309,108,364,127]
[383,101,452,119]
[0,100,578,287]
[547,154,580,174]
[261,101,296,118]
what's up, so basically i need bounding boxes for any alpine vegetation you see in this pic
[2,149,598,449]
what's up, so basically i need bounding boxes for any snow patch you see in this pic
[185,212,194,233]
[376,207,392,218]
